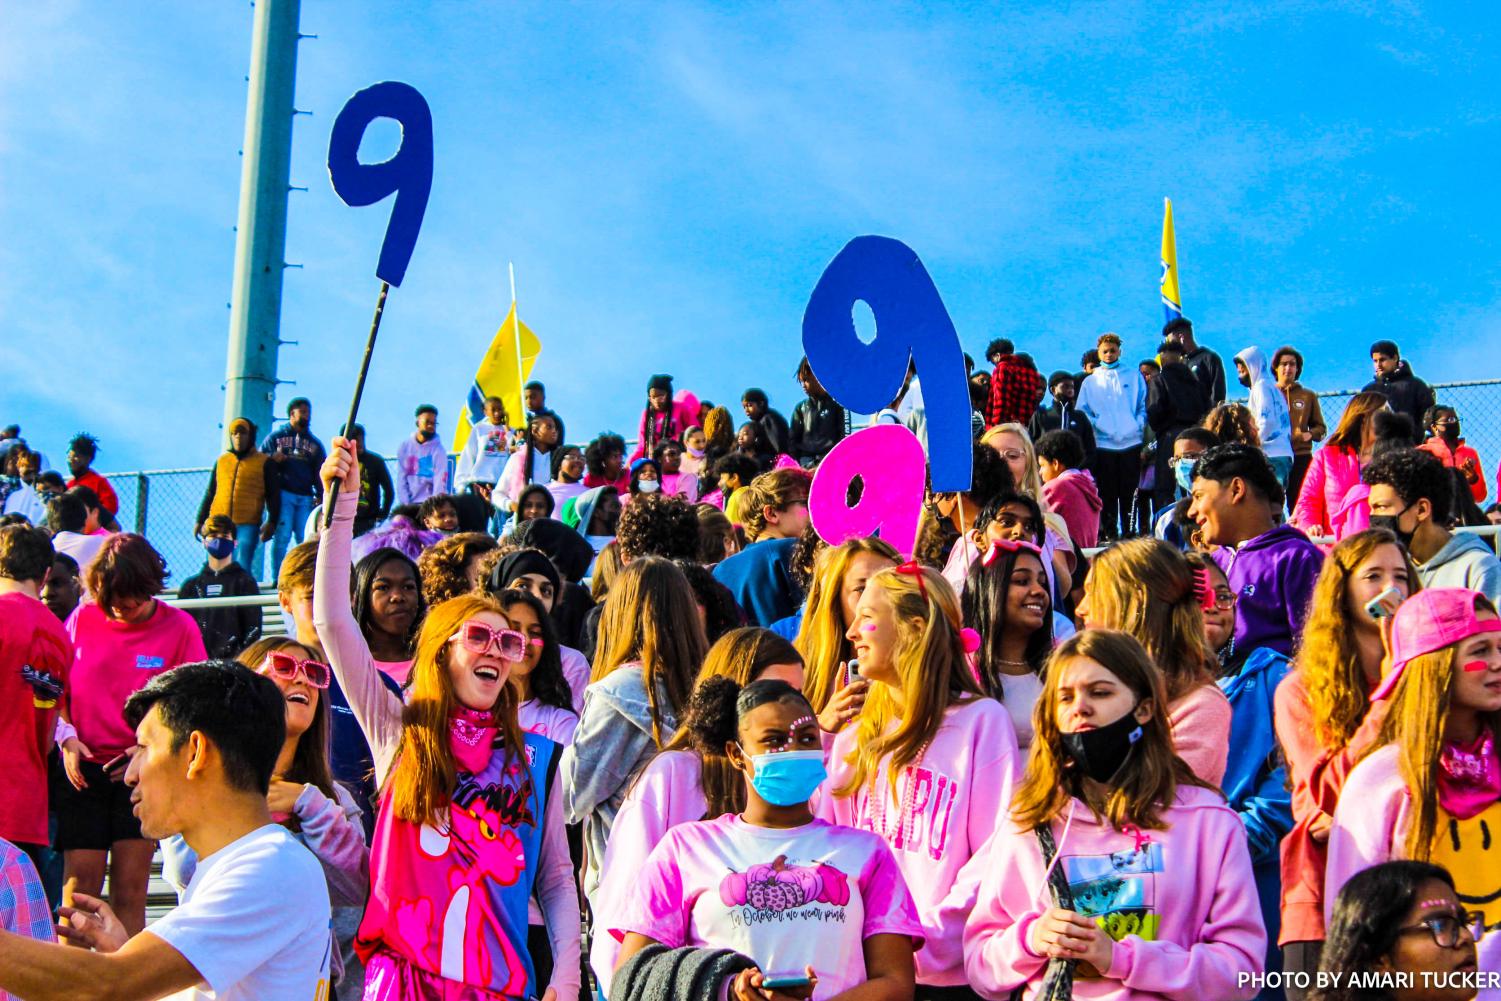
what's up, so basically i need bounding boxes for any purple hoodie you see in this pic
[1211,524,1323,662]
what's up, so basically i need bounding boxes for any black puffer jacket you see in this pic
[1363,360,1436,430]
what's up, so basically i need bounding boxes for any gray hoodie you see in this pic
[1417,531,1501,606]
[560,663,678,899]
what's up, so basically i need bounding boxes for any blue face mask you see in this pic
[747,750,827,806]
[204,536,235,560]
[1173,458,1196,495]
[1100,359,1120,370]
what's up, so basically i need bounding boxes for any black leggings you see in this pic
[915,986,985,1001]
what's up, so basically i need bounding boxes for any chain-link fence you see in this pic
[104,457,414,587]
[104,380,1501,586]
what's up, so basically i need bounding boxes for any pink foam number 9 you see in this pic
[808,425,927,557]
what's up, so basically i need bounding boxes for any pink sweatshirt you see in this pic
[590,750,710,993]
[1167,684,1232,787]
[962,786,1266,1001]
[314,485,581,998]
[1326,744,1501,995]
[817,697,1021,986]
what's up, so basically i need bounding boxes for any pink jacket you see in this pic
[962,786,1265,1001]
[818,697,1021,986]
[1168,684,1232,787]
[1042,469,1103,550]
[589,750,709,992]
[1273,671,1387,945]
[1290,446,1361,540]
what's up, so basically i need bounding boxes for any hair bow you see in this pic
[893,561,929,600]
[981,537,1043,567]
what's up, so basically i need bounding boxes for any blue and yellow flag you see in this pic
[1160,197,1182,323]
[452,303,542,454]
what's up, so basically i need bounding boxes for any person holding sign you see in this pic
[315,438,581,1001]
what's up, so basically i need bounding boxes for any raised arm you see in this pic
[313,437,406,780]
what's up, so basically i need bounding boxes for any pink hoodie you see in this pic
[1042,469,1103,551]
[817,697,1021,986]
[590,750,709,993]
[1167,684,1232,787]
[962,785,1265,1001]
[1326,744,1501,995]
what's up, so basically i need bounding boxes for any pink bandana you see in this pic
[1438,729,1501,820]
[448,707,498,775]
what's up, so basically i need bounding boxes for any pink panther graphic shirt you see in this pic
[613,814,924,998]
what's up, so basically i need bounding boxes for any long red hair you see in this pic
[388,593,527,827]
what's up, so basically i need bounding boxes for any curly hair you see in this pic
[617,493,700,562]
[584,433,626,479]
[702,406,735,456]
[416,532,500,605]
[1201,403,1261,449]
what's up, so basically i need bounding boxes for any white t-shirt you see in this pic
[150,824,331,1000]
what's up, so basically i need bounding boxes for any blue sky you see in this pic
[4,2,1500,473]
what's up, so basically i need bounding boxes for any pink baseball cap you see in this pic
[1371,588,1501,701]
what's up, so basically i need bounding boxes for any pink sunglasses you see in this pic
[259,651,331,689]
[450,620,528,662]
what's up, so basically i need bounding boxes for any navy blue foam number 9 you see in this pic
[801,236,973,492]
[327,81,433,287]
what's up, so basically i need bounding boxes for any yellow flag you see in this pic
[452,303,542,454]
[1161,197,1182,322]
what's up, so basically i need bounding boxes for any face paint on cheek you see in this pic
[1464,661,1492,672]
[861,624,879,632]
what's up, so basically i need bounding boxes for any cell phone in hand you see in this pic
[1365,585,1403,619]
[845,659,860,686]
[762,975,813,990]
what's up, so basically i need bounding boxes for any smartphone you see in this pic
[845,659,860,686]
[762,975,814,990]
[1365,585,1403,619]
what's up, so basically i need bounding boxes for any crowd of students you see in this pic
[0,323,1498,1001]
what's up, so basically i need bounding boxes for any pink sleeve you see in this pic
[536,770,583,998]
[1290,449,1329,534]
[858,840,925,947]
[1169,685,1231,786]
[611,833,693,949]
[813,732,858,826]
[1324,755,1404,926]
[173,608,208,665]
[1104,811,1265,1001]
[313,484,405,781]
[596,754,704,931]
[961,828,1050,997]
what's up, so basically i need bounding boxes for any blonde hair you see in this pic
[1085,539,1215,702]
[389,594,528,826]
[702,406,735,455]
[1012,630,1216,830]
[592,556,708,747]
[1376,602,1501,860]
[738,468,813,542]
[793,538,901,713]
[834,565,983,797]
[590,540,624,603]
[1294,530,1421,751]
[724,488,757,530]
[982,423,1045,504]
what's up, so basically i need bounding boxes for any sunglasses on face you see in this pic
[259,652,331,689]
[451,620,527,661]
[1399,911,1485,949]
[996,448,1027,462]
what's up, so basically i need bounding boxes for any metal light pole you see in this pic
[222,0,303,442]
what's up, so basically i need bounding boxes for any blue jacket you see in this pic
[712,537,800,627]
[1219,646,1293,1001]
[1212,523,1323,665]
[260,423,327,497]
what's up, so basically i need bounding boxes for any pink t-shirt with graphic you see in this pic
[613,814,923,998]
[65,601,207,761]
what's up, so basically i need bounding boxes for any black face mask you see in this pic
[1370,506,1415,550]
[1060,708,1145,784]
[1441,423,1462,443]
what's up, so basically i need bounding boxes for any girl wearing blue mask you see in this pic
[613,677,923,1001]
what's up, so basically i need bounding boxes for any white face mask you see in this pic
[637,479,661,494]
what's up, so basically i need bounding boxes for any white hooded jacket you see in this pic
[1236,346,1293,459]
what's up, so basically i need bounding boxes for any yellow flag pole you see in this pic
[509,262,524,431]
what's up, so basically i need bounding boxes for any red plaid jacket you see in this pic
[986,356,1046,428]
